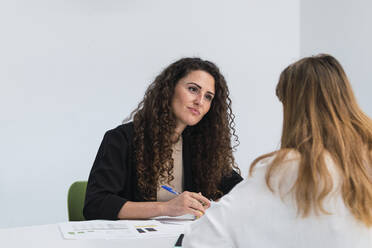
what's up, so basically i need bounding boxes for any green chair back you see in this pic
[67,181,88,221]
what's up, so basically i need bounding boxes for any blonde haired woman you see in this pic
[183,54,372,247]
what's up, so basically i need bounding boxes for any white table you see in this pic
[0,223,181,248]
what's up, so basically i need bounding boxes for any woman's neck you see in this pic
[172,124,186,143]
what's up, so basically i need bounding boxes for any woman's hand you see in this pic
[161,191,211,217]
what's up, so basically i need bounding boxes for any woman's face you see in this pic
[171,70,215,133]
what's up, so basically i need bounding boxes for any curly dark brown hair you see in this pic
[127,57,240,200]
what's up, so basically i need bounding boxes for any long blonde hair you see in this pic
[250,54,372,226]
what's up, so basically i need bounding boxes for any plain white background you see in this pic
[0,0,298,228]
[301,0,372,118]
[0,0,370,228]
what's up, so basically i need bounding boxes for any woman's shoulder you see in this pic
[247,150,301,191]
[103,122,135,145]
[111,122,134,134]
[253,150,301,170]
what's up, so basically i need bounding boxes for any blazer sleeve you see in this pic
[219,170,243,195]
[83,128,130,220]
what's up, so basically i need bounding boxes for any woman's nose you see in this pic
[193,94,203,106]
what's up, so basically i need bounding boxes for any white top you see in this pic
[183,154,372,248]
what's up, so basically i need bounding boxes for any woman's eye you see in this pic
[205,94,213,101]
[188,86,198,93]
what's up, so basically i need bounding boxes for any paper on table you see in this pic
[151,214,195,237]
[152,214,195,225]
[59,220,175,240]
[59,220,135,240]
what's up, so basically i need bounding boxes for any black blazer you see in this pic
[83,122,243,220]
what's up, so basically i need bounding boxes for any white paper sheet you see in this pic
[59,219,191,240]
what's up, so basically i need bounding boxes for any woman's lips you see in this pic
[188,107,200,115]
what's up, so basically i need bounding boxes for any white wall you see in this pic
[301,0,372,117]
[0,0,300,228]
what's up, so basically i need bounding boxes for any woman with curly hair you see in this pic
[183,54,372,247]
[83,57,242,220]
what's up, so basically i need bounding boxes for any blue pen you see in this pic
[161,185,180,195]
